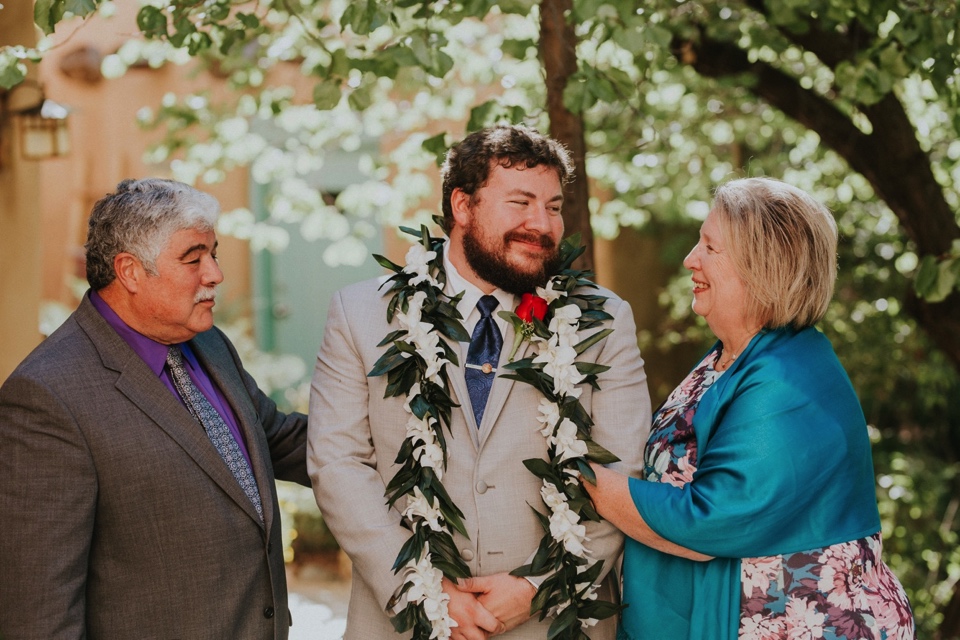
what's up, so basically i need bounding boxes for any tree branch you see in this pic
[674,31,959,256]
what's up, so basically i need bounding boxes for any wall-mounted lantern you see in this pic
[0,80,71,169]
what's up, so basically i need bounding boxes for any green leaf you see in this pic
[34,0,61,35]
[586,440,620,464]
[914,254,941,299]
[313,80,342,110]
[574,361,611,377]
[522,458,561,483]
[573,328,613,355]
[577,458,596,484]
[348,84,374,111]
[0,55,27,90]
[547,603,579,639]
[237,12,260,29]
[137,6,167,38]
[368,349,407,377]
[63,0,97,20]
[422,132,449,166]
[496,0,537,14]
[501,38,535,59]
[467,100,498,132]
[341,2,372,34]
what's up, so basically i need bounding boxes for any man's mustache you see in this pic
[194,287,217,303]
[505,231,554,249]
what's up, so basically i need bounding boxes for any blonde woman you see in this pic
[586,177,915,640]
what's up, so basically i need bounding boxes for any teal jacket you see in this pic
[621,327,881,640]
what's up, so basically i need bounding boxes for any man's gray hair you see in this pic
[85,179,220,291]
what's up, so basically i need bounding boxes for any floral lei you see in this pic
[371,225,621,640]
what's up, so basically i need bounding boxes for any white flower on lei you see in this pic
[550,506,588,557]
[404,542,455,638]
[403,386,445,478]
[575,564,600,627]
[536,279,567,304]
[536,398,561,437]
[402,244,439,287]
[550,418,589,462]
[533,333,586,398]
[403,486,445,532]
[540,480,567,510]
[541,481,589,557]
[396,292,448,384]
[548,303,581,336]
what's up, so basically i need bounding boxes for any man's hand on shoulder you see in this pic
[456,573,537,635]
[443,577,503,640]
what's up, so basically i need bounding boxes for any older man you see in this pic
[0,179,309,639]
[308,125,651,639]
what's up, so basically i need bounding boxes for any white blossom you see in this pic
[533,335,585,398]
[548,502,588,557]
[403,543,455,638]
[403,399,445,479]
[548,303,582,336]
[550,418,589,462]
[396,292,449,385]
[536,398,561,437]
[537,278,567,304]
[402,244,439,287]
[403,486,445,532]
[540,480,568,510]
[407,415,445,476]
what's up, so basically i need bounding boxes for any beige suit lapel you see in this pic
[440,331,481,447]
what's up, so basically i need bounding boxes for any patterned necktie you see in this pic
[465,295,503,426]
[166,346,263,522]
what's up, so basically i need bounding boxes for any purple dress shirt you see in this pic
[90,291,254,466]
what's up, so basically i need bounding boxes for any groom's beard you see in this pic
[462,222,560,295]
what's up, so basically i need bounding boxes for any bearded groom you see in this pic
[308,125,651,640]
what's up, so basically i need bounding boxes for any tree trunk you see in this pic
[539,0,593,270]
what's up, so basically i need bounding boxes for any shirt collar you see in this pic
[89,289,177,377]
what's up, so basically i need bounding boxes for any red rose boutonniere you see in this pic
[502,292,549,361]
[516,292,548,323]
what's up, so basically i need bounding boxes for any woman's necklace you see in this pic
[716,331,759,371]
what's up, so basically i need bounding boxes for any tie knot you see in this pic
[166,345,184,368]
[477,295,499,318]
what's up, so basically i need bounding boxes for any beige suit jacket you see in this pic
[309,277,650,639]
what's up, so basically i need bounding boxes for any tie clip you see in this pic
[466,363,496,374]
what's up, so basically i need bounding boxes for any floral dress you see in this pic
[644,349,916,640]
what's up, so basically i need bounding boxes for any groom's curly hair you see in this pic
[439,124,574,233]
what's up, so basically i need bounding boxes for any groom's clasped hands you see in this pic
[443,574,538,640]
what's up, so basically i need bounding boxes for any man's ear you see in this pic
[450,188,473,229]
[112,253,144,293]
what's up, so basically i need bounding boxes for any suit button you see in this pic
[476,481,488,494]
[267,542,273,553]
[461,549,475,561]
[264,606,275,619]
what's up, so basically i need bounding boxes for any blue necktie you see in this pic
[465,295,502,426]
[166,346,264,522]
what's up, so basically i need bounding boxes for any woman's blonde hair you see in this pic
[712,177,838,330]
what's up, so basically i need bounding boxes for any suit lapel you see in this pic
[440,332,480,447]
[76,298,265,529]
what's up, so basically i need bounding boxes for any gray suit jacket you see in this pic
[0,294,309,640]
[308,277,651,639]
